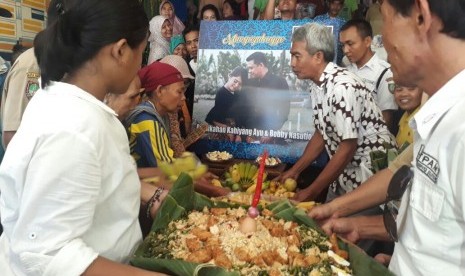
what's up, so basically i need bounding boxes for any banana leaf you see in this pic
[131,174,394,276]
[193,193,239,210]
[149,173,194,232]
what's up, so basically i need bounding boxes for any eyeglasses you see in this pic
[383,165,413,242]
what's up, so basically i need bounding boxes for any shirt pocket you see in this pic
[410,176,445,222]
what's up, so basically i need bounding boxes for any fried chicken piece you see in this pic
[261,251,274,266]
[252,255,266,268]
[291,253,306,267]
[234,247,251,262]
[287,251,300,266]
[186,248,212,263]
[207,215,219,228]
[214,253,232,269]
[208,245,224,257]
[261,250,276,266]
[329,233,349,260]
[291,229,301,240]
[305,255,320,266]
[269,268,283,276]
[185,237,202,252]
[192,227,213,241]
[330,233,338,250]
[336,249,349,260]
[270,225,286,237]
[261,219,275,231]
[287,234,301,247]
[273,249,287,265]
[210,208,227,216]
[205,237,220,248]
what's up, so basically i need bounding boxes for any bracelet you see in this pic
[146,186,164,219]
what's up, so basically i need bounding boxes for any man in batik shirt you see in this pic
[282,22,395,204]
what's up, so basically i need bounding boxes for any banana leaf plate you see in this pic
[131,173,394,276]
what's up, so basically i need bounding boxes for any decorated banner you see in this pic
[191,19,329,165]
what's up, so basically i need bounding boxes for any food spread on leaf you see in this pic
[144,207,352,276]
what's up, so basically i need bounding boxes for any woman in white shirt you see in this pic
[0,0,166,275]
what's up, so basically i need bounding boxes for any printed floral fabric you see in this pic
[311,62,396,194]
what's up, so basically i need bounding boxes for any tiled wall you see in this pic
[0,0,50,60]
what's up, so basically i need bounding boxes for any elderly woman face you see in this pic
[157,81,186,113]
[173,43,188,59]
[161,19,173,39]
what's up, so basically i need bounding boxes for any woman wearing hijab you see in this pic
[148,15,173,64]
[169,34,188,60]
[159,0,185,35]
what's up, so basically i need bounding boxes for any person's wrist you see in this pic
[149,189,168,219]
[146,187,167,219]
[294,165,305,177]
[328,199,342,217]
[301,186,315,201]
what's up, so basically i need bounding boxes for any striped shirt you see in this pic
[127,101,173,167]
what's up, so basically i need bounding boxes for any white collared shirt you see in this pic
[346,54,397,111]
[0,82,142,275]
[189,59,197,74]
[389,69,465,275]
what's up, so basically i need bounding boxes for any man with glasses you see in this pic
[309,0,465,274]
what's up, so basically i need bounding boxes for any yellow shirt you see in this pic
[396,106,420,147]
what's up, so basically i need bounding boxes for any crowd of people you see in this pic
[0,0,464,275]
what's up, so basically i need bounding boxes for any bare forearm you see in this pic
[83,257,165,276]
[291,131,325,174]
[305,139,357,197]
[140,181,158,205]
[263,0,275,20]
[137,167,165,180]
[355,215,391,241]
[194,181,229,197]
[331,168,393,217]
